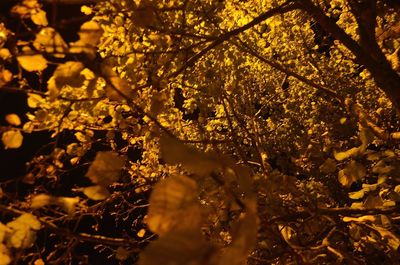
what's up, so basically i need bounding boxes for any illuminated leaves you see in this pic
[17,53,47,72]
[147,175,201,235]
[85,151,126,193]
[33,27,68,57]
[338,160,366,187]
[139,229,213,265]
[31,194,79,214]
[6,213,40,249]
[47,61,85,100]
[159,136,225,176]
[82,185,110,201]
[5,114,21,126]
[70,21,103,58]
[1,130,23,149]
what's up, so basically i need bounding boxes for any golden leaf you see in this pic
[319,158,337,174]
[2,130,23,149]
[27,93,44,108]
[338,160,366,187]
[5,114,21,126]
[86,151,126,186]
[159,136,226,176]
[139,229,213,265]
[31,9,48,26]
[82,185,110,200]
[33,27,67,57]
[17,54,48,72]
[0,244,11,265]
[147,175,200,235]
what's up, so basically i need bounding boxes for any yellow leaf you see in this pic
[159,135,226,176]
[147,175,200,235]
[2,130,23,149]
[218,212,258,265]
[31,194,53,208]
[33,27,67,57]
[17,54,47,72]
[47,61,85,100]
[137,228,146,238]
[86,151,125,186]
[342,215,377,222]
[27,93,44,108]
[139,229,212,265]
[33,259,45,265]
[55,197,79,214]
[0,244,11,265]
[31,9,48,26]
[81,5,92,15]
[7,213,41,230]
[0,223,10,242]
[82,185,110,200]
[334,147,361,161]
[5,114,21,126]
[338,160,366,187]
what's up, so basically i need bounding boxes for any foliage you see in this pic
[0,0,400,264]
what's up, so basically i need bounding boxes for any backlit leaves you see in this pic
[17,54,47,72]
[2,130,23,149]
[86,151,126,187]
[6,213,40,249]
[147,175,200,235]
[82,185,110,200]
[338,160,366,187]
[5,114,21,126]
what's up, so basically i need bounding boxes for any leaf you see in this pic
[334,147,361,161]
[2,130,23,149]
[31,194,53,208]
[343,215,377,222]
[159,135,227,176]
[147,175,200,235]
[348,189,366,200]
[55,197,79,214]
[0,244,11,265]
[86,151,125,186]
[47,61,85,100]
[115,247,130,261]
[5,114,21,126]
[218,212,258,265]
[82,185,110,200]
[69,21,102,58]
[0,223,10,242]
[33,27,67,57]
[17,54,48,72]
[338,160,366,187]
[31,9,48,26]
[27,93,44,108]
[33,259,45,265]
[137,228,146,238]
[6,213,40,249]
[372,225,400,250]
[363,194,384,208]
[319,158,337,174]
[139,229,213,265]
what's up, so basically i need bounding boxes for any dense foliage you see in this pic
[0,0,400,264]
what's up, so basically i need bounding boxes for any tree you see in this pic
[0,0,400,264]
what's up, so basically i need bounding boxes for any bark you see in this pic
[299,0,400,112]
